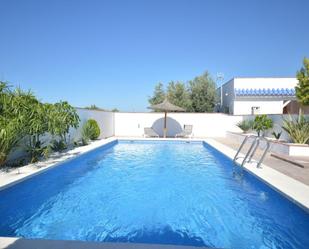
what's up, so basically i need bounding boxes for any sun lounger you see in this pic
[144,127,159,138]
[175,125,193,138]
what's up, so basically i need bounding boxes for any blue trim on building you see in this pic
[234,88,295,96]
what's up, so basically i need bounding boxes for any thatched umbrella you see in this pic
[148,99,185,138]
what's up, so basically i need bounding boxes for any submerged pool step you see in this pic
[0,237,216,249]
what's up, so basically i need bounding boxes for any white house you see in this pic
[217,77,302,115]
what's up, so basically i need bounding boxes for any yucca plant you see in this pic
[282,115,309,144]
[236,120,253,133]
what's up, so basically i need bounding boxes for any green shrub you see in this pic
[282,115,309,144]
[26,141,50,163]
[252,115,273,136]
[74,137,90,147]
[0,81,79,167]
[82,119,100,140]
[51,139,67,152]
[236,120,253,133]
[81,137,89,146]
[47,101,80,142]
[0,119,22,166]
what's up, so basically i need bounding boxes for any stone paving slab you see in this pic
[214,137,309,186]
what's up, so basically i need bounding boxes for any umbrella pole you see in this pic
[164,111,167,138]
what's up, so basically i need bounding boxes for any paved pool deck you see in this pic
[213,137,309,186]
[0,138,117,190]
[204,138,309,211]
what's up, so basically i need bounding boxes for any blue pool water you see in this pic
[0,140,309,248]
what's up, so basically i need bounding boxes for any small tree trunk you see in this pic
[33,135,36,147]
[0,153,7,167]
[298,105,303,122]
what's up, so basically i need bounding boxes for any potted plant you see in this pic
[252,115,273,137]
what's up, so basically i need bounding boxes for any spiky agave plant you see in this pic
[282,115,309,144]
[236,120,253,133]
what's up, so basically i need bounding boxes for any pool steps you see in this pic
[233,135,270,168]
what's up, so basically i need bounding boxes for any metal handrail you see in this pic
[233,135,270,168]
[255,136,271,168]
[233,135,256,162]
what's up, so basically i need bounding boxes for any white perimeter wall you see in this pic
[58,109,309,142]
[71,109,115,139]
[7,109,308,162]
[114,112,242,137]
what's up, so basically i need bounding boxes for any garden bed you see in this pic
[226,131,309,156]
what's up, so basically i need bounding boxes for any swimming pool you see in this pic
[0,140,308,248]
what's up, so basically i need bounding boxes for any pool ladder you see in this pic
[233,135,270,168]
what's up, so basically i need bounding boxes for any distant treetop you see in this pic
[148,71,217,112]
[296,57,309,107]
[85,105,119,112]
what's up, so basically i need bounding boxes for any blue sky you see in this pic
[0,0,308,111]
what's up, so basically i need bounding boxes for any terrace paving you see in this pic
[214,137,309,186]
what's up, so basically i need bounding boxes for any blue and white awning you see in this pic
[235,88,295,97]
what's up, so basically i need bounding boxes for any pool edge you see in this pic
[204,138,309,212]
[0,138,119,191]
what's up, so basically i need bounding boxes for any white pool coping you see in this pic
[1,136,309,212]
[0,137,117,190]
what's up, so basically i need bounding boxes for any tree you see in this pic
[27,103,49,146]
[0,83,23,165]
[85,104,108,111]
[47,101,80,143]
[0,82,80,166]
[188,72,217,112]
[0,82,41,165]
[252,115,273,136]
[111,108,119,112]
[0,118,23,166]
[295,57,309,114]
[148,82,166,106]
[167,81,191,111]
